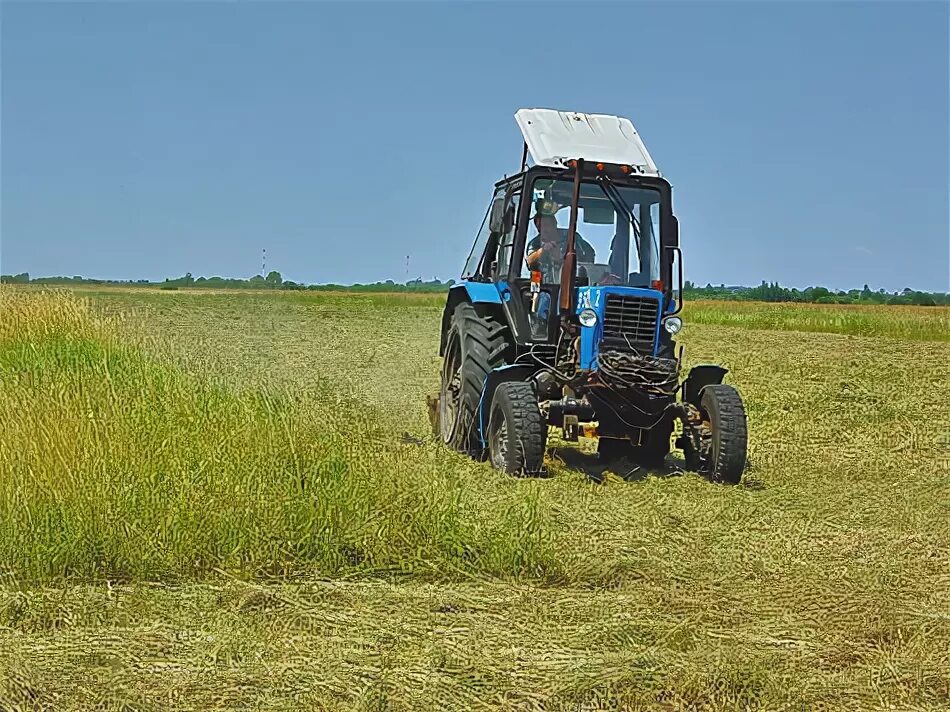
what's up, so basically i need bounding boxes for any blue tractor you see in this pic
[435,109,747,483]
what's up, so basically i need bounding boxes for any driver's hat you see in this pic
[534,198,559,218]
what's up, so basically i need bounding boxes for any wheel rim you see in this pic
[440,340,462,443]
[489,415,509,470]
[709,417,721,474]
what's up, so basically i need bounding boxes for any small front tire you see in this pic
[487,382,547,474]
[701,384,747,484]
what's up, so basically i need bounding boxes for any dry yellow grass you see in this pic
[1,286,948,710]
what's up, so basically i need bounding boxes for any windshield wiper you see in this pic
[596,175,659,263]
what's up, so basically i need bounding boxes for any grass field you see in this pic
[1,286,948,711]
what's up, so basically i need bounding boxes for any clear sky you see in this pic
[2,1,948,291]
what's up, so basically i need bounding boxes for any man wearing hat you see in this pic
[525,199,596,283]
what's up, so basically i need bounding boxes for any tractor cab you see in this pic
[435,109,747,483]
[455,109,681,363]
[464,166,675,349]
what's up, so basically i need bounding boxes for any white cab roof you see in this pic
[515,108,660,176]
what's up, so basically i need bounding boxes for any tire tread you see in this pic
[490,381,547,474]
[702,384,747,484]
[444,303,509,453]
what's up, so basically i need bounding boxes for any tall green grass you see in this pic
[685,299,949,341]
[0,289,563,583]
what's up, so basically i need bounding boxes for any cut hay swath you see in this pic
[1,286,947,710]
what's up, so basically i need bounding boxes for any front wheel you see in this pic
[700,384,747,484]
[487,382,547,474]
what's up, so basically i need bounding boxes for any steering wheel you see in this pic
[597,273,624,286]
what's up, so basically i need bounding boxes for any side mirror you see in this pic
[489,197,506,233]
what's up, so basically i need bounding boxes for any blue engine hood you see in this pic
[575,286,668,368]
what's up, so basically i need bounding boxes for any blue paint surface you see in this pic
[455,280,502,304]
[575,286,664,367]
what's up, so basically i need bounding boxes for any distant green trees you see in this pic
[2,271,945,304]
[681,280,949,306]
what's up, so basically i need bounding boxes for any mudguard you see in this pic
[682,364,728,407]
[455,282,503,304]
[440,282,507,356]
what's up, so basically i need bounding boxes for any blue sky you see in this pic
[2,1,948,291]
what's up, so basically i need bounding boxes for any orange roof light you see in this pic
[596,163,605,171]
[651,279,664,291]
[568,159,577,168]
[620,165,631,174]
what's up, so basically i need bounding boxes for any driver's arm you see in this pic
[525,236,545,269]
[526,245,545,268]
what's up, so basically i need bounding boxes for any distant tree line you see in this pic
[0,271,456,293]
[682,281,949,306]
[3,271,947,304]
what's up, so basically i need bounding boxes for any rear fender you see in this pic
[682,364,728,407]
[477,364,537,447]
[440,282,507,355]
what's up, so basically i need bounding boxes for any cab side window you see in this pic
[495,189,522,278]
[461,190,501,279]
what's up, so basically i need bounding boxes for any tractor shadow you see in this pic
[548,447,766,489]
[548,446,687,483]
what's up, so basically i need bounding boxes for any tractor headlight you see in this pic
[663,316,683,335]
[578,308,598,327]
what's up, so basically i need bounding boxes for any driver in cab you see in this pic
[525,201,596,282]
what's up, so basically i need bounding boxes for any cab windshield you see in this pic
[523,178,662,288]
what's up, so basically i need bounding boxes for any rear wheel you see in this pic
[700,384,747,484]
[439,303,508,455]
[487,382,547,474]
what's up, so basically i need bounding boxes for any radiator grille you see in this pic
[601,295,659,352]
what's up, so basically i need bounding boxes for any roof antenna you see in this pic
[519,141,528,173]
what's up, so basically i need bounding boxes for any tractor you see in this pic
[433,108,747,483]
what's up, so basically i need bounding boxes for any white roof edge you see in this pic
[515,108,661,177]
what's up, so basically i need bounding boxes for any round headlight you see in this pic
[578,308,598,327]
[663,316,683,335]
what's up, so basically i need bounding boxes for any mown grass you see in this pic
[2,286,949,710]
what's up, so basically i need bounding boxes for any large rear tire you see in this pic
[439,302,508,455]
[487,382,547,474]
[700,384,747,484]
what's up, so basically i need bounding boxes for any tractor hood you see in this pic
[575,285,666,369]
[515,108,660,177]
